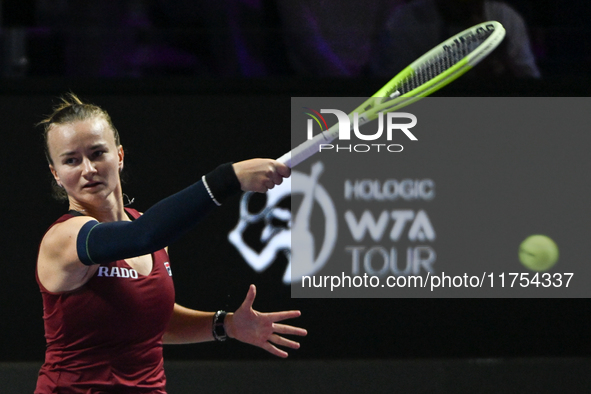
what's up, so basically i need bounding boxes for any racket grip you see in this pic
[277,131,337,168]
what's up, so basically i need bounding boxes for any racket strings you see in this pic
[396,31,492,96]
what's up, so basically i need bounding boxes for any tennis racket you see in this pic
[277,21,506,168]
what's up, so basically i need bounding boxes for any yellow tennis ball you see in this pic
[518,235,559,271]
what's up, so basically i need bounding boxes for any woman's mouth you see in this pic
[83,181,102,189]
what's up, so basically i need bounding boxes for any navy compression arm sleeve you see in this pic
[76,163,241,265]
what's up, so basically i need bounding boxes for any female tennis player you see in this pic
[35,94,306,393]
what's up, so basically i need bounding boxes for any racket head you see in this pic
[278,21,505,167]
[357,21,506,120]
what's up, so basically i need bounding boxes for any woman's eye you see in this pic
[64,158,76,165]
[93,150,105,158]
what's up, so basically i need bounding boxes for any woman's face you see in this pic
[47,117,124,208]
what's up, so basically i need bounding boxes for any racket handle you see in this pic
[277,130,337,168]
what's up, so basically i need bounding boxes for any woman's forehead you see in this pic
[49,118,116,146]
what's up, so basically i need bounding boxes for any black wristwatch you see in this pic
[212,310,227,342]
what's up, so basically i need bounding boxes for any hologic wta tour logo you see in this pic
[303,107,418,153]
[228,163,438,287]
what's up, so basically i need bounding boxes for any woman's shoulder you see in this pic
[41,214,96,250]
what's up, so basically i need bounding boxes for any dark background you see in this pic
[2,77,591,365]
[0,0,590,366]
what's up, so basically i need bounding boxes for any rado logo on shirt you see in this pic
[97,266,139,279]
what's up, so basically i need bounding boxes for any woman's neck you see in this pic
[68,192,129,222]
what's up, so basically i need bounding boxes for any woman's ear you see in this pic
[118,145,124,172]
[49,164,62,187]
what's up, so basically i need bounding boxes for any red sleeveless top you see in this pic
[35,208,175,394]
